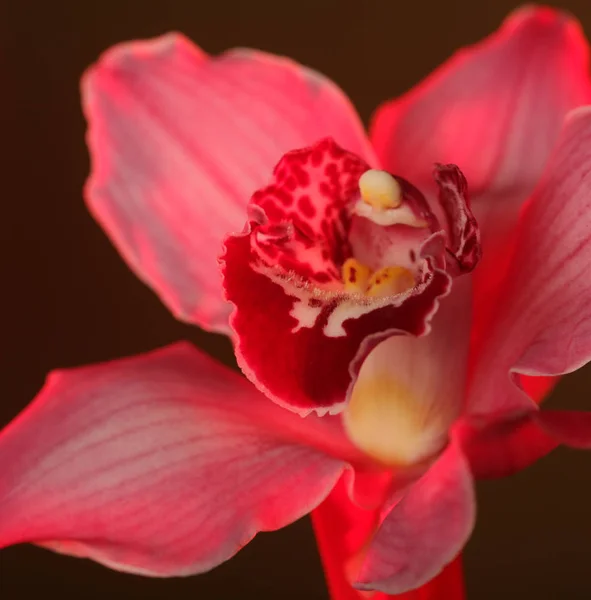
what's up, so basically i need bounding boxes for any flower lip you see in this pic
[222,138,473,415]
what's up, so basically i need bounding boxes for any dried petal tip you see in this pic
[359,169,402,209]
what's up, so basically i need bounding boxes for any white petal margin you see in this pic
[0,343,346,575]
[82,34,376,335]
[354,441,475,594]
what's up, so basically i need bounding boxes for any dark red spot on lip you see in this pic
[314,272,331,283]
[291,213,315,241]
[319,181,333,199]
[274,188,293,206]
[298,195,316,218]
[294,166,310,186]
[325,163,338,178]
[261,199,284,221]
[349,267,358,283]
[329,143,345,159]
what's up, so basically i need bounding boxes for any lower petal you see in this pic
[312,474,467,600]
[354,441,475,594]
[0,343,346,575]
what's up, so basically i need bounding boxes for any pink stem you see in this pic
[311,477,465,600]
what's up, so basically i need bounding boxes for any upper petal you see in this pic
[468,107,591,418]
[370,8,587,350]
[371,6,591,202]
[354,441,475,594]
[0,343,348,575]
[82,33,375,334]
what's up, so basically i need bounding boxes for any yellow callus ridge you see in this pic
[344,371,436,466]
[341,260,415,297]
[342,258,371,293]
[358,169,402,210]
[366,266,415,297]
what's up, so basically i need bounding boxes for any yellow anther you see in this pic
[366,266,415,297]
[358,169,402,210]
[342,258,371,293]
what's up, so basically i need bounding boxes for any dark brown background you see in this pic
[2,0,591,598]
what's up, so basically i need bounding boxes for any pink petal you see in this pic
[0,343,348,575]
[82,34,375,334]
[222,139,451,415]
[354,441,474,594]
[372,7,591,347]
[371,6,591,203]
[468,107,591,418]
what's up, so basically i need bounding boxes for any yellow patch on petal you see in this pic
[342,258,371,293]
[366,266,415,297]
[343,369,447,467]
[358,169,402,210]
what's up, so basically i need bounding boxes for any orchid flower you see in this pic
[2,5,591,599]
